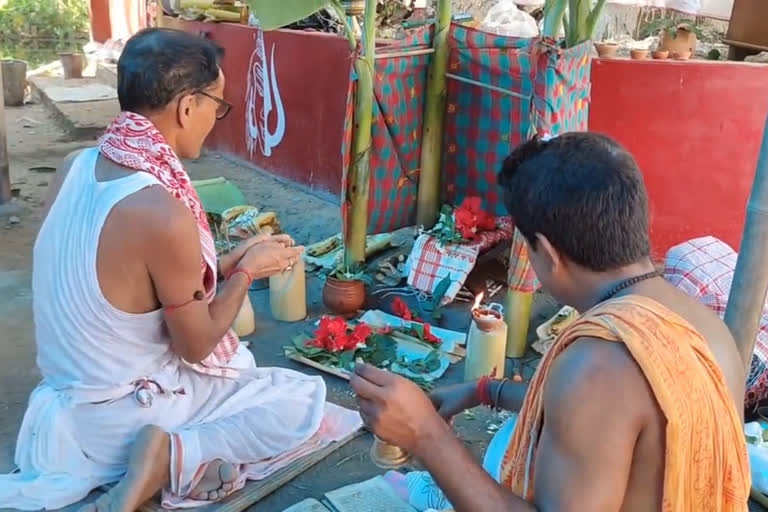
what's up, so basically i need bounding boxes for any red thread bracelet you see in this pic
[227,267,254,283]
[164,290,205,313]
[475,375,493,406]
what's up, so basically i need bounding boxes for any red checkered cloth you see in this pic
[664,236,768,407]
[407,218,514,303]
[507,228,540,293]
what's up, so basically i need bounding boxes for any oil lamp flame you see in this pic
[472,292,485,312]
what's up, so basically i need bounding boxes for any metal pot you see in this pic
[340,0,366,16]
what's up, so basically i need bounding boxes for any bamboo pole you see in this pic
[0,63,11,205]
[156,0,164,27]
[724,113,768,368]
[415,0,452,229]
[343,0,376,266]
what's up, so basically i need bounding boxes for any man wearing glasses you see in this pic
[0,28,332,511]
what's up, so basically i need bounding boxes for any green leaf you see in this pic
[410,322,425,340]
[292,334,312,349]
[338,349,357,370]
[244,0,329,31]
[432,275,452,307]
[423,350,441,372]
[366,334,397,367]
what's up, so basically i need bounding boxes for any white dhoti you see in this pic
[0,148,362,510]
[0,347,359,510]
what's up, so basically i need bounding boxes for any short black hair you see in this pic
[498,132,650,271]
[117,28,224,113]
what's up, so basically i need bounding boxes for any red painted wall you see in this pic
[590,59,768,258]
[89,0,112,42]
[165,19,768,257]
[169,19,353,194]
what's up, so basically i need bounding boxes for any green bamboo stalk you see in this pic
[724,114,768,367]
[343,0,376,266]
[415,0,452,229]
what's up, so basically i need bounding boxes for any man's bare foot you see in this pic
[190,460,239,501]
[78,425,170,512]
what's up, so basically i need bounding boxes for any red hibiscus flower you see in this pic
[422,323,441,345]
[307,317,374,353]
[392,297,414,321]
[308,316,351,352]
[349,323,373,348]
[454,207,478,239]
[454,196,496,239]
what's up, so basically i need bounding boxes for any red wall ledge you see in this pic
[168,18,353,194]
[590,58,768,258]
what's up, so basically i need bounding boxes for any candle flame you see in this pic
[472,292,485,311]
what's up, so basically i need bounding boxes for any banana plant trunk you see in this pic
[343,0,377,266]
[724,113,768,368]
[415,0,452,229]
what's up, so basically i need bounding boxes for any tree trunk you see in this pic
[0,63,10,206]
[344,0,377,266]
[724,113,768,368]
[416,0,452,228]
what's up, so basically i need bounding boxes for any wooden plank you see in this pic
[103,429,363,512]
[288,353,351,381]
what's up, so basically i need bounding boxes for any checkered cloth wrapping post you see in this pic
[664,236,768,408]
[441,26,591,294]
[407,217,514,302]
[507,228,540,293]
[341,27,432,235]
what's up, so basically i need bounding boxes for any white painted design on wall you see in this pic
[245,30,286,158]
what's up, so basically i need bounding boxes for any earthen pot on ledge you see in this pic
[594,42,619,59]
[322,277,365,316]
[630,49,649,60]
[652,50,670,60]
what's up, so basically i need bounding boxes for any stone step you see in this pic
[28,75,119,141]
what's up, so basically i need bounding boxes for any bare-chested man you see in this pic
[0,28,346,511]
[352,133,750,511]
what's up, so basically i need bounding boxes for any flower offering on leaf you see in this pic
[308,316,373,353]
[424,196,496,246]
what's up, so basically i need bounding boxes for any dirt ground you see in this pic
[0,101,527,511]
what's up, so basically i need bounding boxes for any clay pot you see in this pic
[322,277,365,316]
[659,27,697,56]
[59,53,85,79]
[630,49,649,60]
[672,50,692,61]
[651,50,669,60]
[594,42,619,59]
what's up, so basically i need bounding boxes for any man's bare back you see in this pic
[542,278,745,511]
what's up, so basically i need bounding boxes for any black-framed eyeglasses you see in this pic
[197,90,233,120]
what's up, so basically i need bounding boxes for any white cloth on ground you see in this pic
[0,148,343,510]
[401,414,518,511]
